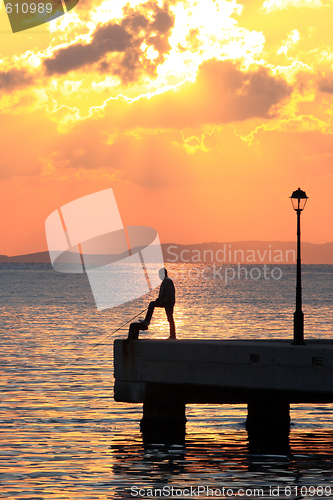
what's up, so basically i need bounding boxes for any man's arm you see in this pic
[158,280,166,302]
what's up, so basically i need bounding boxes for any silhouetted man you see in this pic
[140,268,176,339]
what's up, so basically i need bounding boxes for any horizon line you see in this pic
[1,240,333,259]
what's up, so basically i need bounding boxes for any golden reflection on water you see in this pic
[109,429,333,499]
[1,264,333,498]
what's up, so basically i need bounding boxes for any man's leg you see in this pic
[165,305,176,339]
[144,299,160,325]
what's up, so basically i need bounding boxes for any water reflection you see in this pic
[1,264,333,498]
[110,430,333,499]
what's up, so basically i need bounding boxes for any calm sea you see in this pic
[1,263,333,499]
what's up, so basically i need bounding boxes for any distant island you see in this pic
[1,241,333,264]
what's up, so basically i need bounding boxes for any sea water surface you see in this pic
[1,263,333,499]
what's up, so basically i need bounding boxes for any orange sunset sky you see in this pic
[0,0,333,256]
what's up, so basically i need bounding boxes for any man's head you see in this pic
[159,267,167,280]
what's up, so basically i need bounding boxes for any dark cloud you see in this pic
[192,60,291,122]
[120,11,149,32]
[151,11,174,33]
[44,24,132,75]
[43,1,175,81]
[113,49,140,83]
[0,69,33,91]
[317,75,333,94]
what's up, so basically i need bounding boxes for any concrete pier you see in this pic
[114,339,333,448]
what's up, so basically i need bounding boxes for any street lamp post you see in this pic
[290,188,308,345]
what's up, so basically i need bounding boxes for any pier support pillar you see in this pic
[246,399,290,453]
[141,402,186,445]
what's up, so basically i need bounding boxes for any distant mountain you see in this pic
[1,242,333,264]
[0,251,51,263]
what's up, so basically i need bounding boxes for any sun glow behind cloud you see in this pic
[19,0,266,108]
[261,0,329,12]
[0,0,267,124]
[1,0,333,254]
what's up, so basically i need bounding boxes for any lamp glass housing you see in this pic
[290,188,308,211]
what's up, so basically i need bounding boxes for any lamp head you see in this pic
[290,187,308,211]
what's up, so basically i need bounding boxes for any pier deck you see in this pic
[114,339,333,404]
